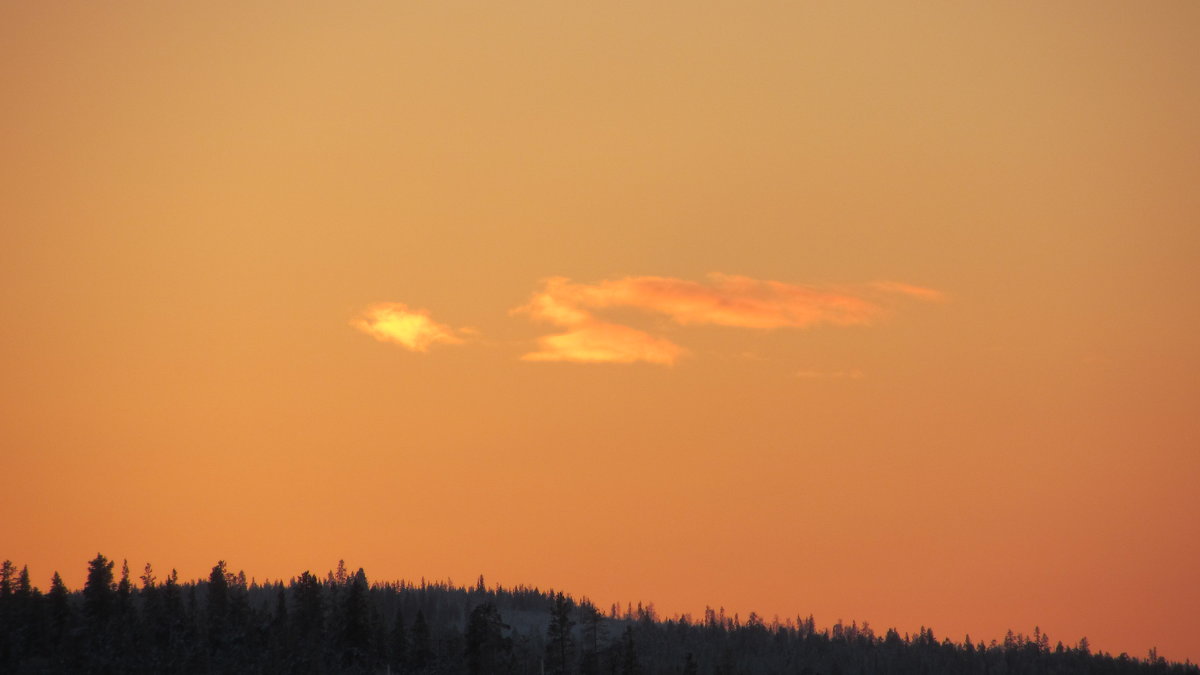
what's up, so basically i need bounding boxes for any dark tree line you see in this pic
[0,555,1195,674]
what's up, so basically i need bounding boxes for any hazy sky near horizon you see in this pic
[3,0,1199,662]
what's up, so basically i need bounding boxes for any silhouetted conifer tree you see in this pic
[83,553,115,627]
[580,600,605,675]
[291,571,325,673]
[11,566,35,664]
[83,553,118,670]
[341,567,372,671]
[411,608,433,671]
[47,572,70,643]
[112,559,136,666]
[161,567,186,668]
[116,560,132,606]
[0,560,14,597]
[207,559,231,664]
[466,601,513,675]
[546,591,576,675]
[0,560,14,673]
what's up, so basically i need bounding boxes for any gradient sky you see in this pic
[3,0,1198,663]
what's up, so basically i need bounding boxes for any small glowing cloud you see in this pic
[351,303,465,352]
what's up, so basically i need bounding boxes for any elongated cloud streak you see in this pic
[534,274,898,328]
[352,303,465,352]
[514,274,941,365]
[869,281,947,302]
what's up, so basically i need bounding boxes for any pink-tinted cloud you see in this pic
[522,274,942,329]
[351,303,466,352]
[513,274,940,365]
[568,274,886,328]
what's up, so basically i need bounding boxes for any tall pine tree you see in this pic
[545,592,576,675]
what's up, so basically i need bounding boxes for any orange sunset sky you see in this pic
[2,0,1199,663]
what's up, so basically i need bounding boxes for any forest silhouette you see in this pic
[0,555,1194,674]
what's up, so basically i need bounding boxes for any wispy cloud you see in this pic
[512,274,940,364]
[521,323,684,365]
[351,303,466,352]
[520,274,937,330]
[868,281,946,302]
[513,280,684,365]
